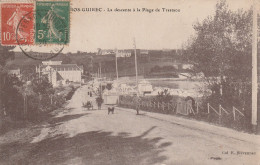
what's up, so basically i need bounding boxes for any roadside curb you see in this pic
[116,106,260,146]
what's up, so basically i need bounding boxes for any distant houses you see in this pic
[36,61,83,87]
[96,49,179,57]
[96,48,184,58]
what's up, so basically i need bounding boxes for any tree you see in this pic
[0,46,15,66]
[185,0,254,111]
[186,0,252,80]
[61,55,72,64]
[0,45,15,119]
[32,77,54,95]
[1,74,23,118]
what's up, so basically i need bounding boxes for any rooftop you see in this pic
[40,64,82,72]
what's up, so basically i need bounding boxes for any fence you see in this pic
[119,99,196,115]
[232,106,245,121]
[19,94,66,121]
[206,103,245,123]
[119,99,177,114]
[119,97,246,127]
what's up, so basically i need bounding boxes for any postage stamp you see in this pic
[16,10,65,60]
[1,3,34,45]
[35,1,70,44]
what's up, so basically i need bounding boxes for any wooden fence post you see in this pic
[23,95,26,120]
[233,106,236,121]
[162,102,165,111]
[219,104,222,124]
[196,102,199,114]
[207,103,210,114]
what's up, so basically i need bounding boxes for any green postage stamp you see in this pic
[35,1,70,44]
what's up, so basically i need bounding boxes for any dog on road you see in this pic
[108,107,114,115]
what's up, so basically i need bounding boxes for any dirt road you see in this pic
[0,85,259,165]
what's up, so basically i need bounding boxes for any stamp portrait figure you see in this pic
[7,6,29,39]
[41,4,65,41]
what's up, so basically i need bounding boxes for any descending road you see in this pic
[0,85,259,165]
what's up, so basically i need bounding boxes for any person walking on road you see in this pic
[96,96,103,110]
[134,95,140,115]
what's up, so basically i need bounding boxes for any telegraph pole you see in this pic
[133,38,138,88]
[252,0,258,133]
[99,62,102,97]
[38,64,41,79]
[115,49,119,81]
[97,68,99,78]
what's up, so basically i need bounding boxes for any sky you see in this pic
[12,0,252,53]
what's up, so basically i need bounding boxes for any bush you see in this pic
[153,89,173,103]
[1,74,72,122]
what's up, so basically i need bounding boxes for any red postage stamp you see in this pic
[1,3,34,45]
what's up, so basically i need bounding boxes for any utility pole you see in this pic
[23,94,27,121]
[97,68,99,78]
[38,64,41,79]
[100,62,102,78]
[99,62,102,97]
[252,0,258,133]
[115,49,119,81]
[133,38,138,89]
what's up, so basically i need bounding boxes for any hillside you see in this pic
[6,51,189,79]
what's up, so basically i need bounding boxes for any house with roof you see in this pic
[36,61,83,87]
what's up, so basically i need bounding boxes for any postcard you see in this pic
[0,0,259,165]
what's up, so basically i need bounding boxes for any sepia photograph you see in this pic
[0,0,259,164]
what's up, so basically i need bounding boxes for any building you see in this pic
[138,80,153,96]
[140,49,149,55]
[116,50,132,57]
[36,61,83,87]
[97,49,115,55]
[97,48,145,57]
[42,61,62,65]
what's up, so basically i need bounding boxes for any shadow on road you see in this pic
[0,127,171,165]
[48,113,89,125]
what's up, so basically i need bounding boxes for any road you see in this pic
[0,85,259,165]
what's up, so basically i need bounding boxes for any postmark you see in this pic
[16,10,64,60]
[1,3,34,45]
[35,1,70,44]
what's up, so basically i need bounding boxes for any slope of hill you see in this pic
[6,52,189,79]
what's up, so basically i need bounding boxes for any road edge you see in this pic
[116,106,260,146]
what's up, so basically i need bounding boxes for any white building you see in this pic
[138,80,153,96]
[42,61,62,65]
[116,50,132,57]
[36,61,83,87]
